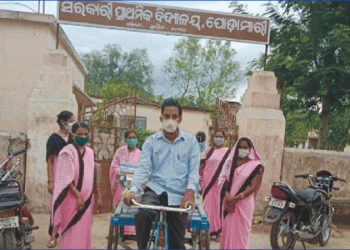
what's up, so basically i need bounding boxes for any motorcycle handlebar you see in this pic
[334,177,346,183]
[295,174,309,178]
[11,150,26,157]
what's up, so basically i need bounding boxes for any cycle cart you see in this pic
[107,164,211,249]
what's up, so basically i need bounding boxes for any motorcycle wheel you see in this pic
[318,218,331,246]
[1,228,17,249]
[270,211,296,249]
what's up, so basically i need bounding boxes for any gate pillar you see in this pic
[236,71,285,214]
[26,50,78,212]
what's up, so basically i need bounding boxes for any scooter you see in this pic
[264,170,346,249]
[0,150,39,249]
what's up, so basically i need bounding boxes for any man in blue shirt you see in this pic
[124,98,200,249]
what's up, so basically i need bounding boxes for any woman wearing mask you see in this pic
[199,130,231,242]
[110,130,141,236]
[46,111,75,248]
[219,137,264,249]
[51,122,103,249]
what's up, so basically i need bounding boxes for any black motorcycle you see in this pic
[264,170,346,249]
[0,150,39,249]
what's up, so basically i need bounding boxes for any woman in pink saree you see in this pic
[219,137,264,249]
[199,130,231,241]
[51,122,103,249]
[110,130,141,235]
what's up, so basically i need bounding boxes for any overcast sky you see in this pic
[0,1,269,101]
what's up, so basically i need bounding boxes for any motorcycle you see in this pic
[264,170,346,249]
[0,149,39,249]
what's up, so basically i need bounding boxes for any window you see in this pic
[136,117,147,129]
[119,115,147,129]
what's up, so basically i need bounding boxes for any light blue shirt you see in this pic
[130,130,200,206]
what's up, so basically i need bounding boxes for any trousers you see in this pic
[135,188,187,249]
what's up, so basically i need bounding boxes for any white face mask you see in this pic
[238,149,250,158]
[66,122,74,132]
[162,119,178,133]
[213,137,224,146]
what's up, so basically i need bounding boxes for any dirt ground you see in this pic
[30,213,350,249]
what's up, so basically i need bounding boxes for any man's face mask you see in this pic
[162,119,178,133]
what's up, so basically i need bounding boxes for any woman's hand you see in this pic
[96,197,104,214]
[225,192,240,207]
[47,181,54,195]
[77,194,84,211]
[226,203,236,213]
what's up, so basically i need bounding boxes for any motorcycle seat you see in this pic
[0,199,23,210]
[0,187,21,198]
[292,188,317,203]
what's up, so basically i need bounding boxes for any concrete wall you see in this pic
[281,148,349,198]
[281,148,350,224]
[0,10,86,133]
[0,10,88,212]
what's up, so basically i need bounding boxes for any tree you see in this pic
[101,80,158,104]
[164,37,242,108]
[82,44,154,97]
[265,1,350,149]
[136,128,156,149]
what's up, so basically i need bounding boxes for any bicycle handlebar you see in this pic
[131,199,192,213]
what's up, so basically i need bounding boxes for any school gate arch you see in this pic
[58,1,273,213]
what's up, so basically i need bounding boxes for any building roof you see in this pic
[73,85,96,106]
[0,9,88,76]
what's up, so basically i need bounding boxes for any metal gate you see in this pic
[82,93,137,213]
[210,99,239,148]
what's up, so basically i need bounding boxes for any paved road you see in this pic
[31,213,350,249]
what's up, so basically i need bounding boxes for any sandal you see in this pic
[46,238,57,248]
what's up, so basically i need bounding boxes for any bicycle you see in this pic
[131,199,191,249]
[107,196,210,249]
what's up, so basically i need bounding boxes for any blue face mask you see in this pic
[127,138,138,148]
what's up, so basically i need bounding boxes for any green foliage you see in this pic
[326,107,350,151]
[229,1,249,15]
[135,128,156,149]
[281,88,319,147]
[264,1,350,149]
[101,80,157,103]
[164,37,242,109]
[82,44,154,97]
[229,1,260,16]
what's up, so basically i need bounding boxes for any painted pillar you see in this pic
[26,50,78,212]
[236,71,286,214]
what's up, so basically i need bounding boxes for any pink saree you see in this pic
[219,138,264,249]
[110,145,141,235]
[51,144,95,249]
[201,147,230,236]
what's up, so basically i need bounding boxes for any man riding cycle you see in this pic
[124,98,200,249]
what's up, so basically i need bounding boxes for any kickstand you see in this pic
[301,240,306,250]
